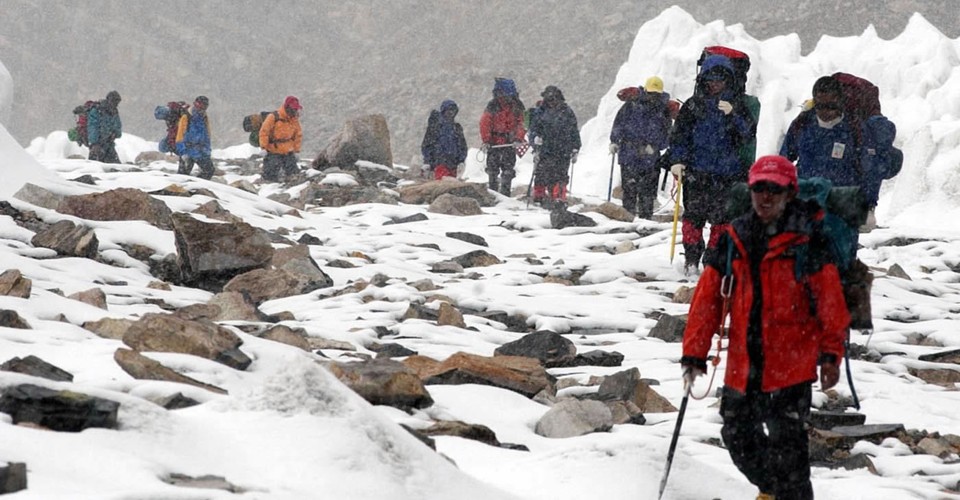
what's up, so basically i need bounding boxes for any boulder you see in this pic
[535,399,613,438]
[0,355,73,382]
[494,330,577,368]
[550,207,597,229]
[113,348,227,394]
[597,368,676,413]
[0,270,31,298]
[422,352,554,398]
[436,302,466,328]
[453,250,501,268]
[171,213,274,290]
[398,179,497,206]
[0,462,27,494]
[58,187,174,230]
[422,420,500,446]
[428,194,483,216]
[31,220,98,258]
[82,317,136,340]
[648,314,686,342]
[590,202,635,222]
[223,268,322,305]
[0,310,30,329]
[68,287,107,309]
[192,200,243,224]
[327,359,433,410]
[257,324,311,351]
[0,384,119,432]
[122,313,252,370]
[445,232,487,247]
[13,182,67,210]
[312,114,393,169]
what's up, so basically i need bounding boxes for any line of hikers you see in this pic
[71,92,304,183]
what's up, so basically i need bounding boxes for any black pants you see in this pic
[485,147,516,192]
[720,384,814,500]
[178,155,215,180]
[621,163,661,218]
[89,141,119,164]
[535,155,569,188]
[681,172,738,266]
[263,152,299,182]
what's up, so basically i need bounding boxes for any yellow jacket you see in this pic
[259,107,302,154]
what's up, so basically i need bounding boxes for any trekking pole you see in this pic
[567,156,575,194]
[526,152,539,209]
[845,330,861,410]
[606,152,616,202]
[658,382,690,500]
[669,174,683,263]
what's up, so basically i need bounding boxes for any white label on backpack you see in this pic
[831,142,846,159]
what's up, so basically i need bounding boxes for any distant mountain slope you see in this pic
[1,0,956,162]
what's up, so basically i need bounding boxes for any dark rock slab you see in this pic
[0,462,27,494]
[0,355,73,382]
[648,314,686,343]
[808,410,867,430]
[445,231,488,247]
[494,330,577,368]
[0,384,119,432]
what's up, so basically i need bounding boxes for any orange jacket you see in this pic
[480,96,526,145]
[682,213,849,393]
[259,107,302,154]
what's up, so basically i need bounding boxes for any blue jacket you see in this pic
[610,90,671,168]
[87,102,122,145]
[421,100,467,166]
[666,56,756,177]
[859,115,902,206]
[780,110,860,188]
[176,111,212,158]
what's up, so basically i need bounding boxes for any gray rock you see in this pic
[445,231,488,246]
[535,399,613,438]
[122,313,251,371]
[58,187,174,230]
[312,114,393,169]
[808,410,866,430]
[0,462,27,494]
[327,358,433,410]
[171,213,274,290]
[422,420,500,446]
[494,330,577,368]
[453,249,501,268]
[0,355,73,382]
[0,310,30,329]
[383,213,429,225]
[428,193,483,216]
[31,220,98,258]
[573,350,624,367]
[648,314,686,342]
[114,348,227,394]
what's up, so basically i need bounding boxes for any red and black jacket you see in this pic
[681,201,850,393]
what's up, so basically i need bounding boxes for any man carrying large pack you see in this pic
[259,96,303,182]
[480,78,526,196]
[87,90,123,164]
[662,50,758,274]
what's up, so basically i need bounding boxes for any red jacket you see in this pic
[682,208,849,393]
[480,96,526,145]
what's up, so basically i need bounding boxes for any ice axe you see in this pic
[669,173,683,263]
[606,152,616,202]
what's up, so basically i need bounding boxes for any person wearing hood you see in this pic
[259,95,303,182]
[87,90,123,164]
[479,78,526,195]
[175,96,214,180]
[528,85,581,209]
[663,55,758,273]
[610,76,673,218]
[421,100,467,180]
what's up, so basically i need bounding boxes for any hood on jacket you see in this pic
[440,100,458,118]
[696,55,736,95]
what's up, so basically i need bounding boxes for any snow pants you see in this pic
[680,172,738,267]
[720,384,814,500]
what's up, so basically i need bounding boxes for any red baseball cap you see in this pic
[748,155,798,190]
[284,95,302,110]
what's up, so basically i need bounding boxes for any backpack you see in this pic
[696,46,761,173]
[832,73,904,194]
[724,178,873,328]
[154,101,190,153]
[616,87,681,120]
[67,100,98,147]
[242,111,274,147]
